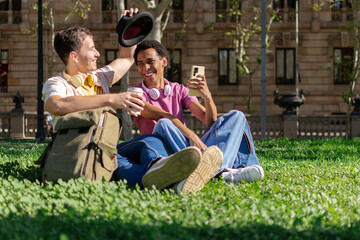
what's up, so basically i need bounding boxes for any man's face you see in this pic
[75,34,100,73]
[136,48,167,88]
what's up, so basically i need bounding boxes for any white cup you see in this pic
[127,87,143,115]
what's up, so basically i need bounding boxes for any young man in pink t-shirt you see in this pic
[131,40,265,184]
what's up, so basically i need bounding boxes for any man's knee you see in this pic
[154,118,173,132]
[139,134,163,144]
[157,118,173,126]
[228,110,245,119]
[220,110,245,122]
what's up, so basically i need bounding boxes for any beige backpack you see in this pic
[38,107,121,182]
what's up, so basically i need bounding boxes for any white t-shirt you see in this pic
[42,65,115,129]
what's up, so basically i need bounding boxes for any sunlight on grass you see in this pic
[0,138,360,239]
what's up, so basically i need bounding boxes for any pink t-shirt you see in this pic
[134,80,198,134]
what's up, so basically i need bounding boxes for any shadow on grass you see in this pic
[0,160,42,182]
[0,209,359,240]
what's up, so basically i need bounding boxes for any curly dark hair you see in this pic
[54,26,93,64]
[134,40,168,65]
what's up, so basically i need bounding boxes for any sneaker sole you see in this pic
[251,165,265,181]
[142,147,201,190]
[181,146,223,194]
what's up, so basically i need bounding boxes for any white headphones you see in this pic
[141,80,171,100]
[63,71,98,88]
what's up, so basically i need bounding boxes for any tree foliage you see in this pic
[223,0,278,113]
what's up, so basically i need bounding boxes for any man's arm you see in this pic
[187,75,217,128]
[108,8,138,85]
[141,102,207,151]
[45,92,144,116]
[108,45,136,86]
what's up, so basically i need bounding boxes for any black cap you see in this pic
[116,11,154,47]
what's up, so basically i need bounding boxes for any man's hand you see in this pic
[109,92,145,117]
[187,75,212,100]
[122,8,139,17]
[188,132,207,152]
[110,7,140,85]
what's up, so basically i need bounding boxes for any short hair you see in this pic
[54,26,92,64]
[134,40,168,65]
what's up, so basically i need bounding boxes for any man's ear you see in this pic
[162,57,168,68]
[69,51,78,63]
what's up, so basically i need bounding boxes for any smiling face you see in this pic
[74,34,100,73]
[136,48,167,88]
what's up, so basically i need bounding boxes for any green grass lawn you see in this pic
[0,138,360,240]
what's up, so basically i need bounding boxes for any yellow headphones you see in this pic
[62,71,98,88]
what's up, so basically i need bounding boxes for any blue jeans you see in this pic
[152,110,260,172]
[113,134,168,188]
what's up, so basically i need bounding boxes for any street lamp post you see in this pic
[295,0,299,115]
[36,0,45,141]
[260,0,267,139]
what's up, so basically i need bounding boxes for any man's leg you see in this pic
[152,118,190,153]
[202,111,263,183]
[115,134,202,191]
[233,117,260,168]
[114,134,168,188]
[201,110,260,172]
[152,119,224,193]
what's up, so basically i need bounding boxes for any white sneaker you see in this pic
[142,146,201,190]
[221,165,264,184]
[174,146,223,194]
[173,179,187,194]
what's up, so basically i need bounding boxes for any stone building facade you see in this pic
[0,0,359,115]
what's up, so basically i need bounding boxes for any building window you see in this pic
[276,48,295,85]
[0,0,9,10]
[102,0,115,10]
[0,0,22,24]
[331,0,352,22]
[334,48,353,84]
[273,0,296,9]
[0,50,9,92]
[331,0,352,9]
[172,0,184,23]
[105,49,118,65]
[216,0,241,23]
[105,49,120,91]
[218,49,238,85]
[165,49,181,83]
[102,0,123,23]
[273,0,297,22]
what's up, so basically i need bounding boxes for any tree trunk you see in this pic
[247,73,253,114]
[117,0,132,140]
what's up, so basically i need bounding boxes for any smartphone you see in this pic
[189,65,205,97]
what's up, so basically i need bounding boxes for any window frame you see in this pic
[273,0,297,9]
[275,48,295,85]
[165,49,182,83]
[218,48,239,86]
[215,0,241,23]
[105,49,120,91]
[333,47,354,85]
[0,0,22,24]
[172,0,184,23]
[0,50,9,93]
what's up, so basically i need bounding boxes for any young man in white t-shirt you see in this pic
[42,9,220,194]
[43,9,144,128]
